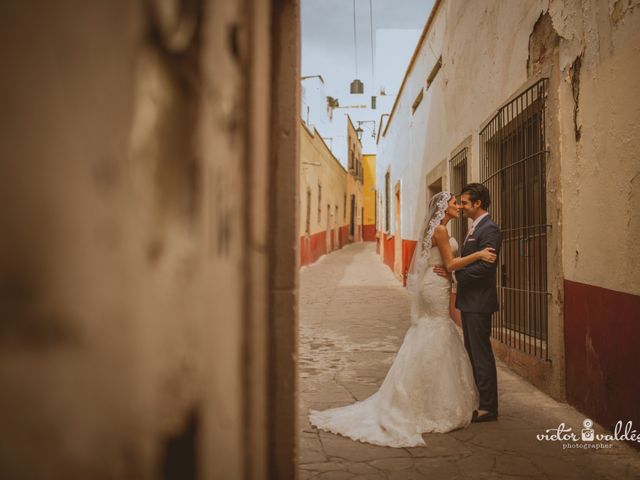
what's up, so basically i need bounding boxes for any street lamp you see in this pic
[356,120,376,141]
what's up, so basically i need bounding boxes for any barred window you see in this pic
[449,147,468,248]
[412,89,423,114]
[480,78,549,359]
[426,56,442,89]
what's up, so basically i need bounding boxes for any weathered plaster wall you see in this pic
[550,0,640,437]
[556,0,640,296]
[0,0,299,478]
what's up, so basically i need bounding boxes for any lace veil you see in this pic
[406,191,453,322]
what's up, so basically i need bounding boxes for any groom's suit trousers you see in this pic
[461,311,498,414]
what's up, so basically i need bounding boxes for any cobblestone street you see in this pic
[299,243,640,480]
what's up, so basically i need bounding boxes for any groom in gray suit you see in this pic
[434,183,501,423]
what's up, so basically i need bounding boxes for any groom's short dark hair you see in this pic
[461,183,491,210]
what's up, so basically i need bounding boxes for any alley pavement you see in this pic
[299,242,640,480]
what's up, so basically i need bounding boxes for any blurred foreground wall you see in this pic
[0,1,299,479]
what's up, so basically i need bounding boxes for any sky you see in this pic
[301,0,434,98]
[301,0,435,155]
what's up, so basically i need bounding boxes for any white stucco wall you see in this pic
[376,0,640,296]
[377,0,547,240]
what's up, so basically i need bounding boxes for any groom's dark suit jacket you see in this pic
[455,214,502,313]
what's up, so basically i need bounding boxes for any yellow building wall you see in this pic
[299,122,348,250]
[362,154,376,229]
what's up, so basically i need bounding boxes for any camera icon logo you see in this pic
[581,418,595,441]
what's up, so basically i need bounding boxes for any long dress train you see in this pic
[308,237,479,447]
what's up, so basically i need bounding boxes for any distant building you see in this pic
[299,115,364,267]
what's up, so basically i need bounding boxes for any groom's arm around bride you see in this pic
[454,220,501,313]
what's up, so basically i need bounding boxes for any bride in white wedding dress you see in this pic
[308,191,497,447]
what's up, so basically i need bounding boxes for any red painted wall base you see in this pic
[363,224,376,242]
[564,279,640,434]
[382,234,394,272]
[300,225,360,267]
[402,239,418,287]
[299,231,326,267]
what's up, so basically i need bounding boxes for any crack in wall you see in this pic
[569,54,583,142]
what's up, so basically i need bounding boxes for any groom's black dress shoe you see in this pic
[471,410,498,423]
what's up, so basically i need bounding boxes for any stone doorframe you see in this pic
[265,0,299,478]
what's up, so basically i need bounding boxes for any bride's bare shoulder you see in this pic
[432,225,449,245]
[433,225,449,237]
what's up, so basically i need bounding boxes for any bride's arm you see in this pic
[432,225,495,272]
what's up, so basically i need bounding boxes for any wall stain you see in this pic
[569,54,583,142]
[0,271,78,350]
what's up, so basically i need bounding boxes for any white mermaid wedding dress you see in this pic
[308,237,479,447]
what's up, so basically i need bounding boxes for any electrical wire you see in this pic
[353,0,359,77]
[370,0,374,81]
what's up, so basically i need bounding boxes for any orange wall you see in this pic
[383,235,395,272]
[402,239,418,287]
[300,225,356,267]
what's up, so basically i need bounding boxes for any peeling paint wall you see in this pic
[555,0,640,296]
[551,0,640,437]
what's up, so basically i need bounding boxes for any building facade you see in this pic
[346,117,364,243]
[376,0,640,433]
[299,116,364,267]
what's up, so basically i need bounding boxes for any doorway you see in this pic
[326,204,331,252]
[349,194,356,240]
[394,182,402,280]
[334,205,339,248]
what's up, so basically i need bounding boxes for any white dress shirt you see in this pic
[465,212,489,241]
